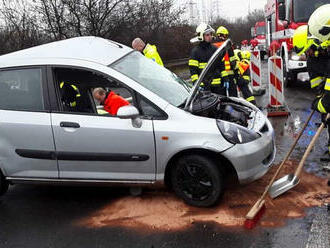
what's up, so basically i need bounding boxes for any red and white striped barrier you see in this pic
[268,55,284,106]
[267,55,289,117]
[250,50,261,91]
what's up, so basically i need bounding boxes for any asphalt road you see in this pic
[0,62,329,248]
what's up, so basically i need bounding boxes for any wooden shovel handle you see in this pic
[260,110,315,199]
[294,113,330,177]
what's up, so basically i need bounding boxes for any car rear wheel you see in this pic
[171,154,224,207]
[0,171,9,197]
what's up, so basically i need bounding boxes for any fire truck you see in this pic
[264,0,330,87]
[250,21,267,59]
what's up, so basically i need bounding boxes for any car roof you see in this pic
[0,36,132,67]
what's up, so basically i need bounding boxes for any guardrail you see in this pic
[164,58,189,68]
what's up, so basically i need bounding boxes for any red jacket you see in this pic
[103,91,130,115]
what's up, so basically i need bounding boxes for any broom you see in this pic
[244,109,315,229]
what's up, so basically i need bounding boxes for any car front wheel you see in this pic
[0,171,9,197]
[171,154,224,207]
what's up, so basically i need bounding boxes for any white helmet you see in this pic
[191,23,214,43]
[308,4,330,42]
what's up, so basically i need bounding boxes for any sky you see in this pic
[177,0,267,23]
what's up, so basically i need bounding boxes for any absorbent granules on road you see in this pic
[78,160,329,231]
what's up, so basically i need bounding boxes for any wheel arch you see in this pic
[164,148,238,189]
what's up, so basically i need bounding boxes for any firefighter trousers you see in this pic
[210,76,237,97]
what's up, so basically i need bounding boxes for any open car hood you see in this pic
[184,39,232,112]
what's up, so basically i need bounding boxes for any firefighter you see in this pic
[307,5,330,161]
[188,23,232,96]
[293,24,330,161]
[213,26,238,97]
[131,38,164,66]
[92,88,130,116]
[60,82,81,111]
[236,50,257,105]
[215,26,255,101]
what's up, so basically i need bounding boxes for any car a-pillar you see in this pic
[0,169,9,197]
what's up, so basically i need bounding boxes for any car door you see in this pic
[0,67,58,178]
[48,66,156,181]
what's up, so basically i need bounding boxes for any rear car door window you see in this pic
[0,68,44,111]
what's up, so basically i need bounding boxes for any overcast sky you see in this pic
[178,0,267,22]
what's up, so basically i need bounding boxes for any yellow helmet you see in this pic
[293,25,315,55]
[216,26,229,35]
[241,50,251,60]
[308,4,330,42]
[234,49,242,61]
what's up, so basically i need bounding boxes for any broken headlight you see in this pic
[217,120,260,144]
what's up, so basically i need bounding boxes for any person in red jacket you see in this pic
[92,88,130,115]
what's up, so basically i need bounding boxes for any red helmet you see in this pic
[269,41,281,54]
[250,39,258,48]
[241,40,249,46]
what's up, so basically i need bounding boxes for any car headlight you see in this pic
[217,120,260,144]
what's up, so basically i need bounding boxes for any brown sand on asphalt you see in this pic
[78,160,329,231]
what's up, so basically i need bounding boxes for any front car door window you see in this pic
[49,67,156,181]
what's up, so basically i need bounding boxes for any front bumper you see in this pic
[221,119,276,184]
[288,59,307,72]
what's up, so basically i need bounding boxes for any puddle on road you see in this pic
[78,160,329,231]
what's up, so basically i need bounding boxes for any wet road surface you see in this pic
[0,62,329,248]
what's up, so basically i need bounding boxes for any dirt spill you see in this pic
[78,160,329,231]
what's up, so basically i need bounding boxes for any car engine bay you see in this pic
[191,91,254,127]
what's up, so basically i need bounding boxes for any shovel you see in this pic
[269,113,330,198]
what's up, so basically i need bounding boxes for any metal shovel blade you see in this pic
[269,174,300,199]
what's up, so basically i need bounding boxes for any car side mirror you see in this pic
[117,105,142,128]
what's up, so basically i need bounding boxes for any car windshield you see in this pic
[111,51,191,107]
[256,26,265,36]
[293,0,330,23]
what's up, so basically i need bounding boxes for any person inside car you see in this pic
[92,87,130,115]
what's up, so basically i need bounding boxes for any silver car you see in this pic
[0,37,275,207]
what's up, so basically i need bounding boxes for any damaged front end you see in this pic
[191,91,252,127]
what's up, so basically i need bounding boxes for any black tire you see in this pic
[0,171,9,197]
[171,154,224,207]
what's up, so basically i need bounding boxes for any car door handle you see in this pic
[60,122,80,128]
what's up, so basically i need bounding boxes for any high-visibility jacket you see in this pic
[103,91,130,115]
[60,82,81,108]
[235,59,255,103]
[188,41,222,86]
[213,41,237,78]
[310,43,330,114]
[143,44,164,66]
[237,59,251,81]
[307,45,329,89]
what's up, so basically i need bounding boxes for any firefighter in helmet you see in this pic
[214,26,255,102]
[293,20,330,161]
[307,4,330,161]
[60,82,81,111]
[211,26,238,96]
[235,49,256,105]
[189,23,233,96]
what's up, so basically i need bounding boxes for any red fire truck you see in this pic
[264,0,330,86]
[250,21,267,59]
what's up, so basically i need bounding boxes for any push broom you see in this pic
[244,109,315,229]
